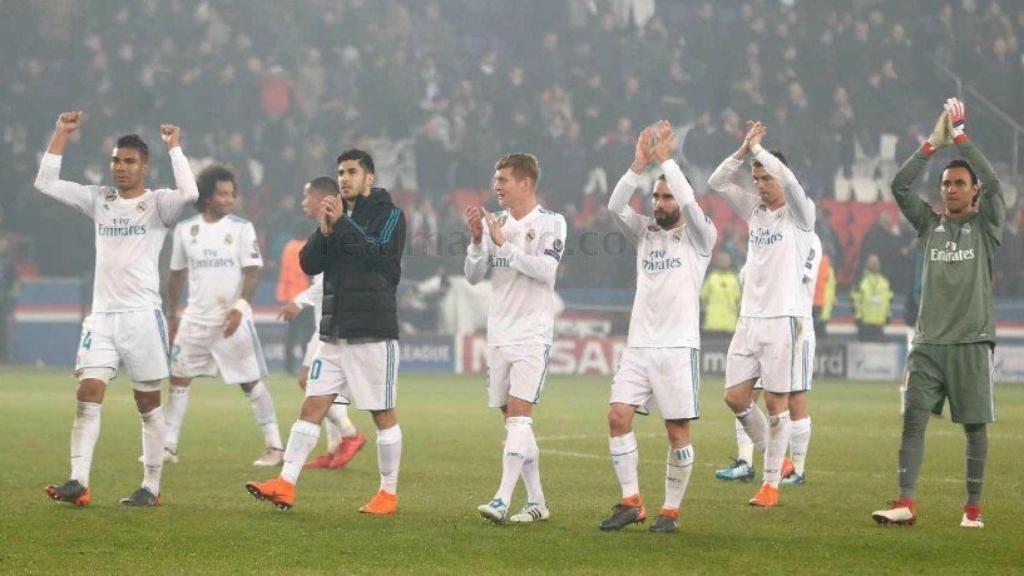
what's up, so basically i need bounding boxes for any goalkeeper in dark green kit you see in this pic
[872,98,1005,529]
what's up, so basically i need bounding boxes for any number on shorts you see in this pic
[81,331,93,350]
[310,359,323,381]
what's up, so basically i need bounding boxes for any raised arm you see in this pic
[464,205,491,284]
[707,122,760,219]
[154,125,199,224]
[652,121,717,255]
[33,111,96,216]
[891,111,949,233]
[746,121,814,230]
[609,127,655,238]
[946,98,1006,245]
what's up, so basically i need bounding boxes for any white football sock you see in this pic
[495,416,532,504]
[376,424,402,494]
[163,385,190,452]
[736,403,768,453]
[764,410,792,487]
[663,444,694,511]
[70,401,102,487]
[609,432,640,499]
[520,425,545,506]
[281,420,320,484]
[323,407,343,451]
[735,417,754,465]
[790,416,811,475]
[245,381,282,450]
[140,407,165,495]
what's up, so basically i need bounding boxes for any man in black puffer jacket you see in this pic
[246,149,406,515]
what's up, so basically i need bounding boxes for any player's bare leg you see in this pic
[46,377,106,506]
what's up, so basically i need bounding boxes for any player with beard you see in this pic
[599,121,716,533]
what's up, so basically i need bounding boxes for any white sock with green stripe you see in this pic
[735,418,754,465]
[495,417,532,505]
[789,416,811,476]
[245,381,282,450]
[736,403,768,453]
[520,431,545,506]
[663,444,694,511]
[764,410,792,487]
[70,401,102,488]
[281,420,320,484]
[140,406,165,495]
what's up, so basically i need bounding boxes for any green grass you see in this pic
[1,368,1022,574]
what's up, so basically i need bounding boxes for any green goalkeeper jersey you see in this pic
[890,139,1005,345]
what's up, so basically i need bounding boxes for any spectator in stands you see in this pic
[0,230,16,363]
[852,253,893,342]
[813,244,837,339]
[700,252,741,341]
[859,210,911,294]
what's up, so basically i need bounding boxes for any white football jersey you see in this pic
[34,149,198,313]
[464,205,567,346]
[610,164,716,348]
[171,214,263,325]
[294,273,325,326]
[708,147,816,318]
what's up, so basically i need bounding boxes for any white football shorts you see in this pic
[306,339,399,411]
[170,315,268,384]
[726,316,815,393]
[611,346,701,420]
[486,344,552,408]
[75,310,171,383]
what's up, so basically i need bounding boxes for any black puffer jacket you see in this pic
[299,188,406,341]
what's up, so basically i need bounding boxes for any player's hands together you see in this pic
[55,111,83,134]
[483,209,506,247]
[944,97,966,138]
[278,301,301,321]
[651,120,676,163]
[223,309,242,337]
[160,124,181,149]
[734,121,765,159]
[631,126,655,173]
[320,195,343,235]
[465,205,484,244]
[926,110,952,149]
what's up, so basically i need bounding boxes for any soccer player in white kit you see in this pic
[161,164,283,466]
[278,177,366,469]
[715,234,820,486]
[600,122,716,533]
[37,111,198,507]
[465,153,567,524]
[708,121,816,507]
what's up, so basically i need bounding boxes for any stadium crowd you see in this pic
[2,0,1023,308]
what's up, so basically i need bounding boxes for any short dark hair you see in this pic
[337,149,375,174]
[307,176,339,196]
[115,134,149,161]
[495,153,541,186]
[195,165,236,211]
[943,159,978,186]
[752,149,788,168]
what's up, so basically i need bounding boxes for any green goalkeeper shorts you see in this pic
[906,342,996,424]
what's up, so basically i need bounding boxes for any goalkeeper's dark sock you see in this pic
[964,423,987,506]
[898,408,930,499]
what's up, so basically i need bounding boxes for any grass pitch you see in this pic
[1,368,1022,574]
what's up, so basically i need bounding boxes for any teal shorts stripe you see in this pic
[154,310,171,373]
[246,319,268,379]
[533,345,552,404]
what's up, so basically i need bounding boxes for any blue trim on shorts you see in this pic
[788,317,797,392]
[802,339,810,391]
[246,319,268,379]
[155,310,171,373]
[385,341,396,409]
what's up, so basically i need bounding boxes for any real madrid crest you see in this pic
[497,214,508,227]
[136,201,146,213]
[527,228,536,241]
[224,233,233,245]
[190,224,199,237]
[672,230,682,242]
[104,190,117,202]
[647,224,659,232]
